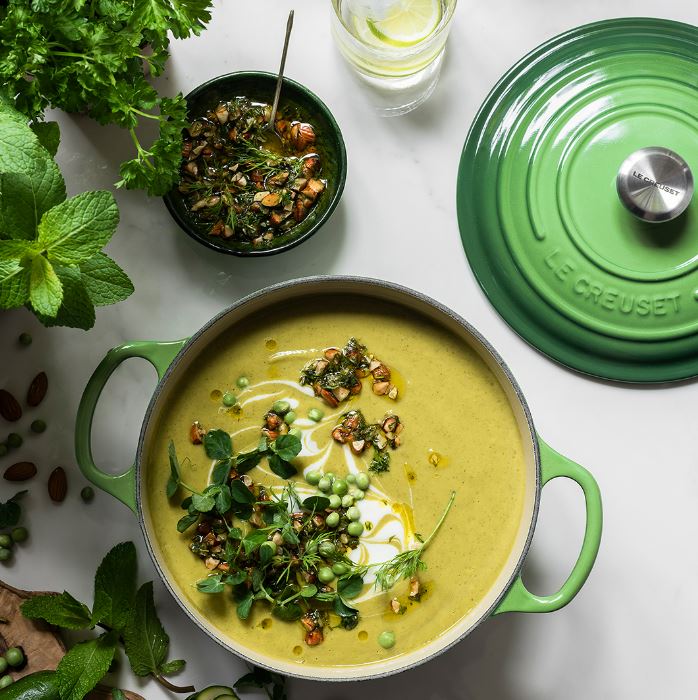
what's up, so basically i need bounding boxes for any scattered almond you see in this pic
[27,371,48,407]
[4,461,37,481]
[48,467,67,502]
[0,389,22,421]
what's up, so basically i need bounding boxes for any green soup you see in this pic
[145,301,526,669]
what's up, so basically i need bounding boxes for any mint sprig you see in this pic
[21,541,192,696]
[0,101,133,329]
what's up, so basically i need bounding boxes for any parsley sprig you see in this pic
[0,0,213,196]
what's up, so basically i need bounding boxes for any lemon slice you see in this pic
[364,0,443,47]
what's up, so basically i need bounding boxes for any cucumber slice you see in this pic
[186,686,236,700]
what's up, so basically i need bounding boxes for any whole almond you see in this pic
[0,389,22,421]
[48,467,67,502]
[27,371,48,407]
[4,461,37,481]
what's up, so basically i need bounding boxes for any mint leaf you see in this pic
[0,490,27,528]
[0,163,66,240]
[123,581,171,677]
[203,429,232,460]
[31,121,60,157]
[0,239,37,264]
[80,252,133,306]
[92,541,137,631]
[0,116,49,174]
[0,258,20,282]
[0,266,30,309]
[41,266,96,330]
[55,630,119,700]
[160,659,185,675]
[29,254,62,317]
[21,591,92,629]
[38,190,119,265]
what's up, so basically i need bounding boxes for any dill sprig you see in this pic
[372,491,456,591]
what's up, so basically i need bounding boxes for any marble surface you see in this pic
[2,1,698,697]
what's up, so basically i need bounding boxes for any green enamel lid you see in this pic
[457,18,698,383]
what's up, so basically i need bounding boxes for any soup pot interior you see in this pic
[136,277,540,681]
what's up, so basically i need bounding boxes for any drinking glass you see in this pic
[330,0,458,116]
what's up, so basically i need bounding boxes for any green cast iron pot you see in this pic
[74,277,602,681]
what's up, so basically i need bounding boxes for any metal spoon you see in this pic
[263,9,294,153]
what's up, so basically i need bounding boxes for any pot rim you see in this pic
[134,275,541,681]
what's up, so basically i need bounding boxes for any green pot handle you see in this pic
[74,340,187,513]
[493,436,602,615]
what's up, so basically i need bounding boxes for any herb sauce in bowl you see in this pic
[163,72,346,257]
[179,98,326,246]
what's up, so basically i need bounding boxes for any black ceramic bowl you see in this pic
[163,71,347,257]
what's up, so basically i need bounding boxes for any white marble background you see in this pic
[2,0,698,697]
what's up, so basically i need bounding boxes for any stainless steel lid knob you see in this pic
[616,147,694,223]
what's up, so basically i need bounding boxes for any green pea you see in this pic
[284,411,297,424]
[308,407,324,422]
[328,495,342,509]
[318,541,335,558]
[0,444,7,457]
[350,489,364,501]
[222,392,237,407]
[317,476,332,493]
[305,470,322,486]
[332,479,348,496]
[318,566,335,583]
[346,473,356,484]
[4,647,23,667]
[326,512,340,528]
[272,400,290,415]
[18,332,32,346]
[236,376,250,388]
[0,548,11,562]
[0,675,13,689]
[325,472,335,482]
[81,486,95,503]
[305,542,318,555]
[0,534,11,548]
[332,562,350,576]
[347,521,364,537]
[6,433,22,449]
[378,631,396,649]
[30,419,46,434]
[346,506,361,521]
[355,472,370,490]
[341,494,354,508]
[10,527,27,543]
[0,658,6,674]
[289,428,302,439]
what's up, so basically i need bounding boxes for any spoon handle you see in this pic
[269,9,294,128]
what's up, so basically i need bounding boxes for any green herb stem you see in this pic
[154,674,195,694]
[420,490,456,552]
